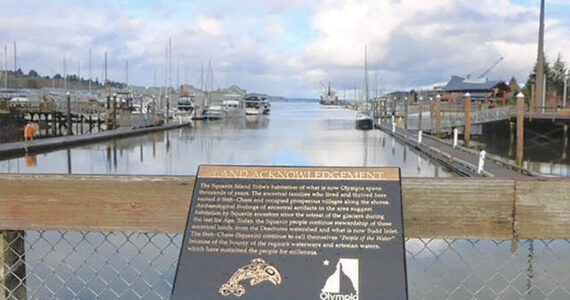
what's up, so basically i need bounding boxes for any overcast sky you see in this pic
[1,0,569,97]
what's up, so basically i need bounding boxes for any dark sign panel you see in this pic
[173,166,407,299]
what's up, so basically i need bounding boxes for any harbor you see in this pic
[1,0,570,299]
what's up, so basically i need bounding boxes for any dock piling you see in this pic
[404,96,409,129]
[516,93,525,166]
[464,93,471,147]
[112,94,117,130]
[66,92,72,136]
[563,124,568,160]
[436,94,442,137]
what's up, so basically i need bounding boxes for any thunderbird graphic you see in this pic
[219,258,282,297]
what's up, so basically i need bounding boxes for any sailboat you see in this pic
[356,46,373,130]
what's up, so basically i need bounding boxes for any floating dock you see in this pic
[375,122,532,178]
[0,122,192,159]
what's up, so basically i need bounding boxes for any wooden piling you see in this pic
[516,93,525,166]
[383,100,387,123]
[530,82,535,121]
[464,93,471,147]
[404,97,409,129]
[112,95,117,130]
[436,96,442,137]
[80,115,84,134]
[51,113,56,136]
[66,93,72,136]
[166,97,170,123]
[418,97,423,131]
[563,125,568,160]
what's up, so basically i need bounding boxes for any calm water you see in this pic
[0,102,450,177]
[3,102,568,299]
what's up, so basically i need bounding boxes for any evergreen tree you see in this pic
[523,56,557,99]
[551,53,567,97]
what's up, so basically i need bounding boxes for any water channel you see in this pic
[0,102,449,177]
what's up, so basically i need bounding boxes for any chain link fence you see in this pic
[1,231,569,299]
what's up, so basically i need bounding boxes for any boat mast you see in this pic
[364,45,369,110]
[88,48,92,94]
[4,45,7,88]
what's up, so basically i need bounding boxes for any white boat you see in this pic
[173,96,195,122]
[244,94,268,115]
[190,95,207,120]
[131,103,147,115]
[207,97,246,120]
[223,99,246,119]
[207,104,226,120]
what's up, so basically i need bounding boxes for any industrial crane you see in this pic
[477,57,504,80]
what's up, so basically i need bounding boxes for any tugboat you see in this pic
[320,83,339,106]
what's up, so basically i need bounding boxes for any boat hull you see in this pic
[356,118,373,130]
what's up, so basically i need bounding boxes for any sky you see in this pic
[1,0,570,98]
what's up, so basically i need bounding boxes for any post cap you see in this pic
[516,92,525,98]
[65,92,70,96]
[465,92,471,97]
[419,96,423,100]
[436,94,441,99]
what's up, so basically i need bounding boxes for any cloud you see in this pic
[0,0,569,97]
[303,0,566,91]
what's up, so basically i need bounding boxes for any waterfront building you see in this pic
[442,75,512,105]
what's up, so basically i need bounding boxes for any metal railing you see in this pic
[2,231,568,299]
[404,105,518,132]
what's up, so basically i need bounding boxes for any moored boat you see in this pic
[174,96,195,122]
[356,112,373,130]
[320,83,339,106]
[244,94,268,115]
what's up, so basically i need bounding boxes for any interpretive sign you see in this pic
[172,166,407,300]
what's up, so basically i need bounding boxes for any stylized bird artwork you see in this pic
[219,258,282,297]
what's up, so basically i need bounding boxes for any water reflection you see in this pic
[1,103,451,177]
[474,121,570,177]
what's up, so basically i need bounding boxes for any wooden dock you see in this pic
[0,122,192,159]
[375,122,532,178]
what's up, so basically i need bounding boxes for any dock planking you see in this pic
[375,122,531,179]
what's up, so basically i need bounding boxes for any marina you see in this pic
[1,0,570,299]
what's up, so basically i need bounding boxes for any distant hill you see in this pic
[287,98,319,102]
[2,69,123,90]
